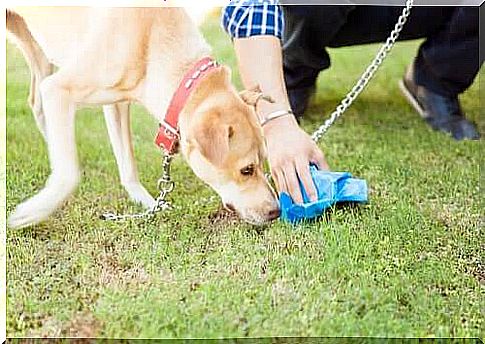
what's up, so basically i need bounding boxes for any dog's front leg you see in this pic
[103,103,156,209]
[8,73,80,229]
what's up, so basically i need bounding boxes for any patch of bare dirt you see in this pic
[25,312,102,339]
[98,255,151,288]
[64,312,102,338]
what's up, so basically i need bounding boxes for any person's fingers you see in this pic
[296,159,318,202]
[312,148,329,171]
[282,164,304,204]
[272,168,287,195]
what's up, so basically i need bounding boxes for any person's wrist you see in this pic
[262,113,299,136]
[256,99,298,134]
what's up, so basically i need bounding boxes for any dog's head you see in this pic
[180,65,279,225]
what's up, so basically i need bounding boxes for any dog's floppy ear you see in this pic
[239,85,275,107]
[192,117,233,168]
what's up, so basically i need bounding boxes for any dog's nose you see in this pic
[266,208,280,221]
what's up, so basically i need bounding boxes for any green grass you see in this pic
[6,12,484,338]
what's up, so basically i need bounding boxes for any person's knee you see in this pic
[449,7,479,35]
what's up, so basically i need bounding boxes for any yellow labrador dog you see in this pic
[6,6,279,228]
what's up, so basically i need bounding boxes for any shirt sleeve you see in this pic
[221,0,284,40]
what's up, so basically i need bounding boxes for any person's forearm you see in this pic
[233,33,328,203]
[234,36,298,131]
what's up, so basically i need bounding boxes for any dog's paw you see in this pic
[8,199,54,229]
[123,182,157,209]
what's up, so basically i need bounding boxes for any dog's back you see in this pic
[8,7,209,67]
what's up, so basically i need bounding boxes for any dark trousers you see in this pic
[282,6,482,97]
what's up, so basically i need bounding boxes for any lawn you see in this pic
[5,10,484,338]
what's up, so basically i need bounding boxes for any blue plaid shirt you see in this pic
[222,0,284,39]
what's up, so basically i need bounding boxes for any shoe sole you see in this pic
[398,79,428,119]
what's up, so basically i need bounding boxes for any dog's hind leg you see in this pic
[103,102,156,209]
[8,72,80,229]
[7,9,54,139]
[28,61,54,140]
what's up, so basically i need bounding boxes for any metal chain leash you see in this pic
[311,0,414,143]
[101,151,174,221]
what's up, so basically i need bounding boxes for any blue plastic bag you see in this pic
[279,166,368,223]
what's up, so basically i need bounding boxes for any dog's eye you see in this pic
[240,164,255,176]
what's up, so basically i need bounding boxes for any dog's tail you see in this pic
[6,8,52,73]
[6,9,53,112]
[6,9,20,31]
[7,9,39,54]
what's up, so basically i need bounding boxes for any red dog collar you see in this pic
[155,57,220,154]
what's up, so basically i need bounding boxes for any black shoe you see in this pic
[287,84,316,120]
[399,66,480,141]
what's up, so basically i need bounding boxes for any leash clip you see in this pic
[159,120,179,139]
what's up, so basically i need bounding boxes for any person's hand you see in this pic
[263,115,329,204]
